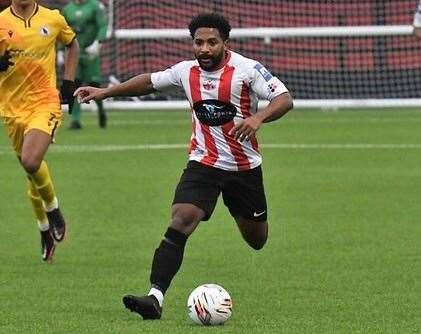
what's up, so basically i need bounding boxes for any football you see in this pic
[187,284,233,326]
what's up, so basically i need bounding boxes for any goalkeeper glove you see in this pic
[0,50,14,72]
[85,40,100,57]
[56,50,65,66]
[60,80,76,114]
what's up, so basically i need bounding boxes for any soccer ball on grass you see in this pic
[187,284,233,326]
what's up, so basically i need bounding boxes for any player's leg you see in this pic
[86,55,106,128]
[20,110,67,243]
[5,111,63,262]
[27,178,55,262]
[89,82,106,128]
[234,217,268,250]
[69,78,83,129]
[21,129,67,242]
[69,56,85,129]
[222,165,268,250]
[123,161,220,320]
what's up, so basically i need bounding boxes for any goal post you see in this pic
[43,0,421,110]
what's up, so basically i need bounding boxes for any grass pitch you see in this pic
[0,108,420,333]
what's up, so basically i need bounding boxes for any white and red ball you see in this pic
[187,284,233,326]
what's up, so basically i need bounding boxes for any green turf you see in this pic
[1,108,420,333]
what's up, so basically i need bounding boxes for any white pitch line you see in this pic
[70,117,421,126]
[1,143,421,155]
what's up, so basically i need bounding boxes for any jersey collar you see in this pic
[10,3,39,28]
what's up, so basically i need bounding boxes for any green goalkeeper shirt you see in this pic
[62,0,107,51]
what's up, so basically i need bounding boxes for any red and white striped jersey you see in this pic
[151,50,289,171]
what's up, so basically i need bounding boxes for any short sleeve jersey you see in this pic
[151,50,289,171]
[0,4,75,117]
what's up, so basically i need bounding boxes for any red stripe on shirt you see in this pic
[188,66,201,155]
[219,66,250,170]
[239,82,259,152]
[189,66,218,166]
[189,115,198,154]
[189,66,202,103]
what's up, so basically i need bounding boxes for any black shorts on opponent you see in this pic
[172,160,267,222]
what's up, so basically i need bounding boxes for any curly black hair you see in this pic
[188,13,231,41]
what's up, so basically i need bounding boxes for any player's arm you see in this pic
[75,73,156,102]
[229,92,293,141]
[60,38,79,110]
[63,38,79,81]
[413,0,421,37]
[95,2,108,42]
[254,92,293,123]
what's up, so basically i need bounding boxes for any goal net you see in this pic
[43,0,421,109]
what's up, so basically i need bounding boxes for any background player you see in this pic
[75,13,293,319]
[0,0,79,261]
[413,0,421,37]
[61,0,107,129]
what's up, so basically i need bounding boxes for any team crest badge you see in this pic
[40,26,50,37]
[203,79,216,90]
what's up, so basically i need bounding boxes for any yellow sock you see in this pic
[27,180,48,224]
[29,160,57,208]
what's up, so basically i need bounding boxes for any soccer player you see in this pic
[75,13,293,319]
[414,0,421,37]
[61,0,107,129]
[0,0,79,262]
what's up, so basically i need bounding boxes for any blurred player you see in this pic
[75,13,293,319]
[0,0,79,262]
[414,0,421,37]
[61,0,107,129]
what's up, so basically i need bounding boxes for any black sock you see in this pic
[150,227,188,294]
[96,100,104,113]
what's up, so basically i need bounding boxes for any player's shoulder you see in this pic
[230,51,259,70]
[37,5,63,19]
[171,59,198,71]
[90,0,106,10]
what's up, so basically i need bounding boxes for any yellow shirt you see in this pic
[0,4,75,117]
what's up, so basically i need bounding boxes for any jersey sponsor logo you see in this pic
[254,63,273,82]
[193,99,237,126]
[9,48,46,59]
[203,79,216,90]
[40,26,50,37]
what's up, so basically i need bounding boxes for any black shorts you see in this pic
[173,160,267,222]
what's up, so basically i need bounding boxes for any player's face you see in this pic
[193,27,227,71]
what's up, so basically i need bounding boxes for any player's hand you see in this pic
[74,86,107,104]
[85,40,100,57]
[0,50,14,72]
[60,80,76,114]
[414,27,421,38]
[228,115,262,142]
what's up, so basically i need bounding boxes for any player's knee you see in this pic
[20,155,41,174]
[171,208,202,233]
[247,236,267,250]
[171,212,196,228]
